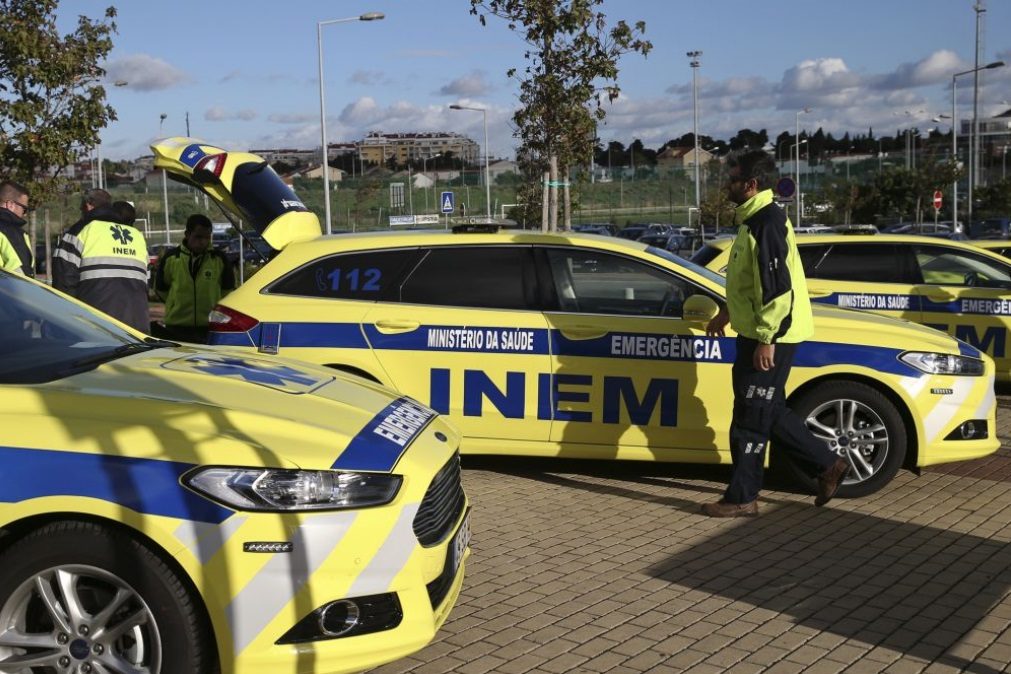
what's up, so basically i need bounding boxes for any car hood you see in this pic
[150,137,321,250]
[26,345,448,472]
[811,304,979,357]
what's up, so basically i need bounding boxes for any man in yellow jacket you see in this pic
[704,150,848,517]
[52,190,150,332]
[0,180,34,277]
[155,214,235,343]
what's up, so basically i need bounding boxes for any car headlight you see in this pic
[185,468,402,511]
[899,352,985,376]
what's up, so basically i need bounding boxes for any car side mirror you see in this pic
[683,295,720,322]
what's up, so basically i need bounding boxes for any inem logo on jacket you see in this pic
[110,224,137,256]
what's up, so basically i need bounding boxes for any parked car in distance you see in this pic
[225,232,273,266]
[572,224,613,236]
[882,223,952,235]
[616,225,648,240]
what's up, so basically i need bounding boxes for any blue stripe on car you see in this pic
[0,446,233,524]
[331,397,436,471]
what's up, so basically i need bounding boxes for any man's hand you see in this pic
[706,308,730,337]
[754,343,775,371]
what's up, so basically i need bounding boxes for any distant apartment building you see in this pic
[249,147,319,165]
[358,131,480,166]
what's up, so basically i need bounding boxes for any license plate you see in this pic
[449,511,471,573]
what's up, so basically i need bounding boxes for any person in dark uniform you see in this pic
[0,180,34,277]
[52,190,150,332]
[703,149,849,517]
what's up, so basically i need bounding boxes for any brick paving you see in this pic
[370,397,1011,674]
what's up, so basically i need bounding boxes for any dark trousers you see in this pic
[724,336,839,504]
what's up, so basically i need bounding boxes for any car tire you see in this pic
[0,521,216,673]
[780,380,907,498]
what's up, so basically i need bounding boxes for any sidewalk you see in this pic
[371,404,1011,674]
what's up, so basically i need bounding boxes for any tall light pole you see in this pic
[795,107,811,226]
[449,104,491,220]
[687,51,702,218]
[160,113,170,240]
[952,60,1004,232]
[318,12,385,235]
[422,152,442,212]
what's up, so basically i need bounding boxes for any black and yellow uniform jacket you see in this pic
[0,208,34,276]
[52,206,150,332]
[155,243,235,328]
[725,189,814,344]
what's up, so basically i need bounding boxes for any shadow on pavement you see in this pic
[646,502,1010,673]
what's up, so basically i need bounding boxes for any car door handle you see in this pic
[925,293,956,303]
[559,326,608,340]
[374,319,420,333]
[807,290,833,298]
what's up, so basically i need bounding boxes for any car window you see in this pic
[545,248,699,318]
[914,245,1011,289]
[267,249,418,301]
[0,273,143,384]
[803,243,918,283]
[400,246,536,310]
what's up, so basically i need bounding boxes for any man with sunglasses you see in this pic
[702,150,849,517]
[0,180,35,277]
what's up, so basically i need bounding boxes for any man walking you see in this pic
[0,180,35,276]
[703,149,848,517]
[53,190,150,332]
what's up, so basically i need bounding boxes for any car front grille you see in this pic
[412,453,465,546]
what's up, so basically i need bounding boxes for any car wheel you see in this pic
[783,381,907,498]
[0,521,215,673]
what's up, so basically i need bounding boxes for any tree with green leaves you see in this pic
[0,1,117,203]
[469,0,651,230]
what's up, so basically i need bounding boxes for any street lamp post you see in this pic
[159,113,170,241]
[687,51,702,217]
[795,107,811,226]
[449,104,491,221]
[318,12,385,235]
[422,152,442,212]
[951,60,1005,232]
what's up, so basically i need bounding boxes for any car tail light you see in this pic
[193,153,227,184]
[208,304,259,333]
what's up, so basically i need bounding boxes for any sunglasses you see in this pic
[6,199,31,215]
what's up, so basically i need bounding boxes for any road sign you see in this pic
[441,191,455,214]
[776,176,796,200]
[933,190,943,211]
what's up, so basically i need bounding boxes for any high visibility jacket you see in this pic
[725,189,814,344]
[155,244,234,328]
[0,208,34,277]
[52,206,150,333]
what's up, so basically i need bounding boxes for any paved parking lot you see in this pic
[373,398,1011,674]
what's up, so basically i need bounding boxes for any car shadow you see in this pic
[643,501,1011,673]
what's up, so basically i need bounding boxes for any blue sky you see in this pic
[61,0,1011,161]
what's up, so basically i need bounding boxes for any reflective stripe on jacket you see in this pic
[725,189,813,344]
[155,245,234,327]
[53,209,149,332]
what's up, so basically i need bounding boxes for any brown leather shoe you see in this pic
[815,458,851,507]
[701,499,758,517]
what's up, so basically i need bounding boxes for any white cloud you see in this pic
[438,71,492,96]
[204,106,257,122]
[104,54,187,91]
[349,70,392,86]
[268,113,317,125]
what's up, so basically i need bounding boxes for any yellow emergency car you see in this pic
[694,234,1011,381]
[152,138,998,500]
[0,270,469,674]
[971,239,1011,259]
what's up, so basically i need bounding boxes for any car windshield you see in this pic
[645,246,726,288]
[0,273,169,384]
